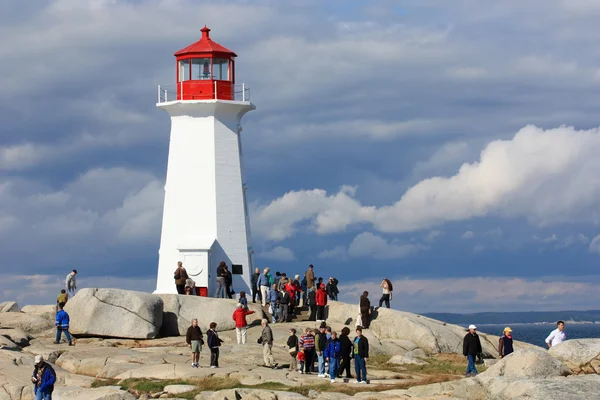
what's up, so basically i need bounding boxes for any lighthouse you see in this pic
[155,26,255,297]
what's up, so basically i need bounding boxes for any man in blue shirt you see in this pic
[54,304,73,346]
[32,354,56,400]
[257,268,271,307]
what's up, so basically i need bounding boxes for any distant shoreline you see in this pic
[477,321,600,326]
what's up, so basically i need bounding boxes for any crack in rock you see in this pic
[92,291,159,328]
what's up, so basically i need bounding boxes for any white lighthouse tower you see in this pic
[155,26,255,297]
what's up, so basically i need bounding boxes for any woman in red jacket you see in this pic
[316,284,328,322]
[232,304,255,344]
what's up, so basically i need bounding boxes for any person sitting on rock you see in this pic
[232,303,255,344]
[463,324,482,377]
[185,277,196,295]
[207,322,224,368]
[325,331,341,383]
[353,327,369,384]
[56,289,68,313]
[186,319,204,368]
[498,327,514,358]
[32,354,56,400]
[54,303,73,346]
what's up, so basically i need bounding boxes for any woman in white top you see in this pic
[378,278,393,308]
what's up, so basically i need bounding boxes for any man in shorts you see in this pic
[186,319,204,368]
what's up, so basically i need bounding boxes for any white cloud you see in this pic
[253,125,600,240]
[317,245,348,261]
[461,231,474,240]
[589,235,600,254]
[258,246,296,262]
[347,232,425,260]
[425,230,444,241]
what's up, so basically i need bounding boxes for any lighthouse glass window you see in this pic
[178,60,190,82]
[212,59,230,81]
[191,58,211,80]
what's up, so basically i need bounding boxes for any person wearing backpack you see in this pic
[325,331,341,383]
[174,262,188,295]
[378,278,393,308]
[498,327,514,358]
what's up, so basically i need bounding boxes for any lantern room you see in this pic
[174,26,237,101]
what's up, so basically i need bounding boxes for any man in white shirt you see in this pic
[65,269,78,295]
[545,320,566,348]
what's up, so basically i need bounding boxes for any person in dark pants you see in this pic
[378,278,393,308]
[54,303,73,345]
[316,284,328,322]
[498,326,514,358]
[207,322,224,368]
[299,327,315,374]
[463,324,482,377]
[326,277,339,300]
[32,354,56,400]
[251,268,261,303]
[307,288,317,321]
[224,265,233,299]
[338,326,353,379]
[174,262,188,295]
[353,327,369,383]
[359,291,371,329]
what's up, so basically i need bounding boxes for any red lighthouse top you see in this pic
[174,26,238,101]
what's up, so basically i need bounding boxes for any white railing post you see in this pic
[242,83,245,101]
[214,81,217,99]
[180,82,183,100]
[157,85,161,103]
[165,89,167,102]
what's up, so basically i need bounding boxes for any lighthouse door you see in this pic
[181,251,209,295]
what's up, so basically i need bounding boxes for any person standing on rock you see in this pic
[215,261,228,298]
[258,268,271,307]
[287,328,299,372]
[306,287,317,322]
[56,290,68,313]
[32,354,56,400]
[65,269,77,296]
[353,327,369,384]
[325,331,341,383]
[359,291,371,329]
[279,288,290,323]
[174,262,188,295]
[232,304,255,344]
[207,322,224,368]
[299,327,316,374]
[326,277,339,301]
[305,264,315,291]
[251,267,261,303]
[186,319,204,368]
[338,326,354,380]
[54,303,73,346]
[224,265,234,299]
[545,320,567,348]
[498,327,514,358]
[316,323,328,377]
[316,284,328,322]
[260,319,277,368]
[238,291,248,310]
[463,324,482,377]
[378,278,393,309]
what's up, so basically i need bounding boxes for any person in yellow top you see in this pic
[56,289,69,313]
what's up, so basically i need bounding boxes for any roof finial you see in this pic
[201,25,211,39]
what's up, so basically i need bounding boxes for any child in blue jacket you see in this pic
[324,331,341,382]
[54,303,72,345]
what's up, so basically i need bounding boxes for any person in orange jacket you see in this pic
[232,304,255,344]
[315,283,328,322]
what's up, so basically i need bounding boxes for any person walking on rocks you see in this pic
[325,331,341,383]
[215,261,228,298]
[326,277,339,301]
[463,324,482,377]
[258,268,271,307]
[32,354,56,400]
[232,304,255,344]
[378,278,393,309]
[545,320,566,348]
[260,319,277,368]
[251,267,261,303]
[287,328,299,371]
[65,269,77,296]
[353,327,369,384]
[174,262,188,295]
[316,284,328,322]
[359,291,371,329]
[207,322,223,368]
[338,326,353,379]
[498,327,514,358]
[305,264,315,291]
[56,290,68,313]
[186,319,204,368]
[54,303,72,346]
[299,327,316,374]
[316,323,328,377]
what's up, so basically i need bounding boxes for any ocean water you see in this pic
[478,323,600,347]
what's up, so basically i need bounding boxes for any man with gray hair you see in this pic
[186,319,204,368]
[259,319,277,368]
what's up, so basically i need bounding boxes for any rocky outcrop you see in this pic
[64,289,163,339]
[0,328,32,347]
[0,312,53,334]
[21,304,57,322]
[0,301,19,313]
[158,294,263,336]
[549,339,600,374]
[52,386,136,400]
[483,348,570,378]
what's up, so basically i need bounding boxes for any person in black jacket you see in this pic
[306,288,317,321]
[463,324,482,377]
[215,261,227,298]
[207,322,224,368]
[337,326,353,379]
[225,266,233,299]
[359,291,371,329]
[251,268,261,303]
[185,319,204,368]
[287,328,299,371]
[353,327,369,383]
[326,277,339,300]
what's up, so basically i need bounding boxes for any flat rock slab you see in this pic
[53,386,136,400]
[482,348,571,378]
[164,384,199,394]
[0,328,32,347]
[0,312,53,334]
[549,339,600,368]
[21,304,57,321]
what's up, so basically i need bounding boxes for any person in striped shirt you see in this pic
[299,328,316,374]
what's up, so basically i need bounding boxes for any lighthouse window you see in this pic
[192,58,211,80]
[178,60,190,82]
[212,59,229,81]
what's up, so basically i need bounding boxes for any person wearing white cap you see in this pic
[31,354,56,399]
[462,324,482,377]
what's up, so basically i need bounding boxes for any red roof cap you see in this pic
[174,26,237,57]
